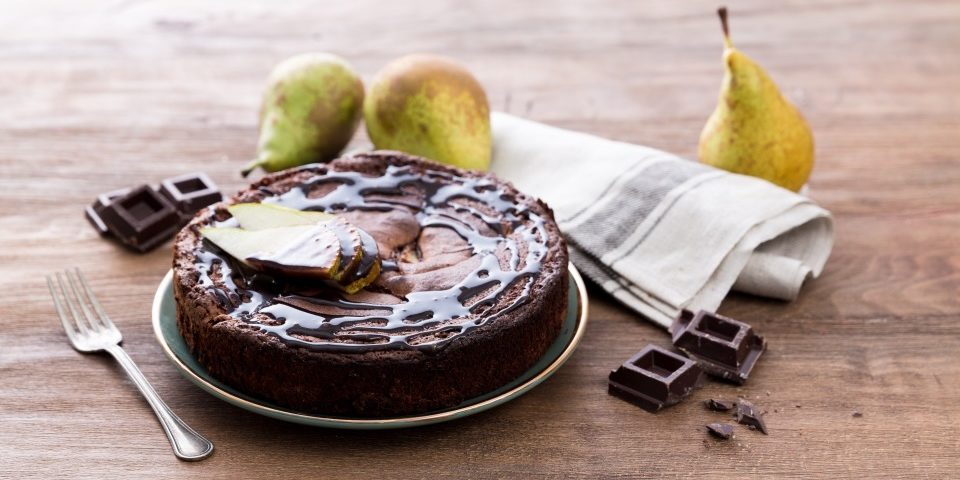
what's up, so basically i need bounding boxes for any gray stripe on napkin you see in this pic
[564,159,652,224]
[570,160,710,255]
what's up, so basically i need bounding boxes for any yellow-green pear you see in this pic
[242,53,364,176]
[699,8,814,192]
[364,54,491,171]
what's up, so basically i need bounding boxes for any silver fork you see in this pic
[47,268,214,461]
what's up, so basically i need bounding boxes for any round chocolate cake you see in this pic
[173,151,569,416]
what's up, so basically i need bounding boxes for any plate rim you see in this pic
[151,262,589,428]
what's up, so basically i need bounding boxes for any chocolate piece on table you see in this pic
[84,187,132,236]
[706,423,735,440]
[158,172,222,219]
[99,185,181,252]
[735,398,768,434]
[670,309,766,384]
[705,398,736,412]
[608,344,704,413]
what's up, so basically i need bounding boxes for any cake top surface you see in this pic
[180,152,566,352]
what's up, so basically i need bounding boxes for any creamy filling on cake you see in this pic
[194,164,551,351]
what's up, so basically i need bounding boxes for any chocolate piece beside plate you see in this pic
[99,185,181,252]
[670,309,766,384]
[158,172,222,217]
[706,423,735,440]
[86,172,222,252]
[608,344,704,413]
[736,398,768,434]
[84,187,132,236]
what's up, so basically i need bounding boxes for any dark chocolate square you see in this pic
[608,344,704,413]
[85,187,131,236]
[99,185,181,252]
[159,172,221,216]
[670,310,766,384]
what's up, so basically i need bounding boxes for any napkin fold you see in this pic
[490,113,834,329]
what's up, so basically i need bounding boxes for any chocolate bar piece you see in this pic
[158,172,222,218]
[670,310,766,384]
[706,423,735,439]
[736,398,768,434]
[86,172,222,251]
[608,344,704,413]
[99,185,181,252]
[84,187,132,236]
[705,398,736,412]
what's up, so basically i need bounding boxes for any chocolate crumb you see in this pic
[706,423,735,440]
[736,398,768,434]
[705,398,736,412]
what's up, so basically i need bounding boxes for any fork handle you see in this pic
[106,345,214,461]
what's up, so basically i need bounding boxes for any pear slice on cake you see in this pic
[201,224,342,279]
[338,230,382,294]
[324,218,365,282]
[228,202,334,229]
[205,203,380,292]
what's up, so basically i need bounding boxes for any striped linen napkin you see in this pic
[489,112,834,329]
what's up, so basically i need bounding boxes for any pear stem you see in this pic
[240,159,259,178]
[718,6,733,49]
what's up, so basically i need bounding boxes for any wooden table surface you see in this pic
[2,0,958,478]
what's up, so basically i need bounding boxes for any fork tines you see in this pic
[47,268,121,349]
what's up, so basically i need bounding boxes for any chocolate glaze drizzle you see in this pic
[194,164,550,352]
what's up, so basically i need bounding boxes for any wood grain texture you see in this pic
[1,0,959,478]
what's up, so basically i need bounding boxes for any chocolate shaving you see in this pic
[706,423,735,440]
[705,398,736,412]
[736,398,768,434]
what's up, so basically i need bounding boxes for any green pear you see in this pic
[242,53,364,177]
[698,8,814,192]
[364,54,491,171]
[201,224,341,279]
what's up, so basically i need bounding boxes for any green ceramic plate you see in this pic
[151,263,589,429]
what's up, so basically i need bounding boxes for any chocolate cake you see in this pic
[173,151,569,417]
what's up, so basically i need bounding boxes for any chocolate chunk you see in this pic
[706,423,735,439]
[670,309,766,384]
[735,398,767,434]
[99,185,181,252]
[608,344,704,413]
[705,398,736,412]
[88,173,220,252]
[159,172,222,218]
[84,187,132,236]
